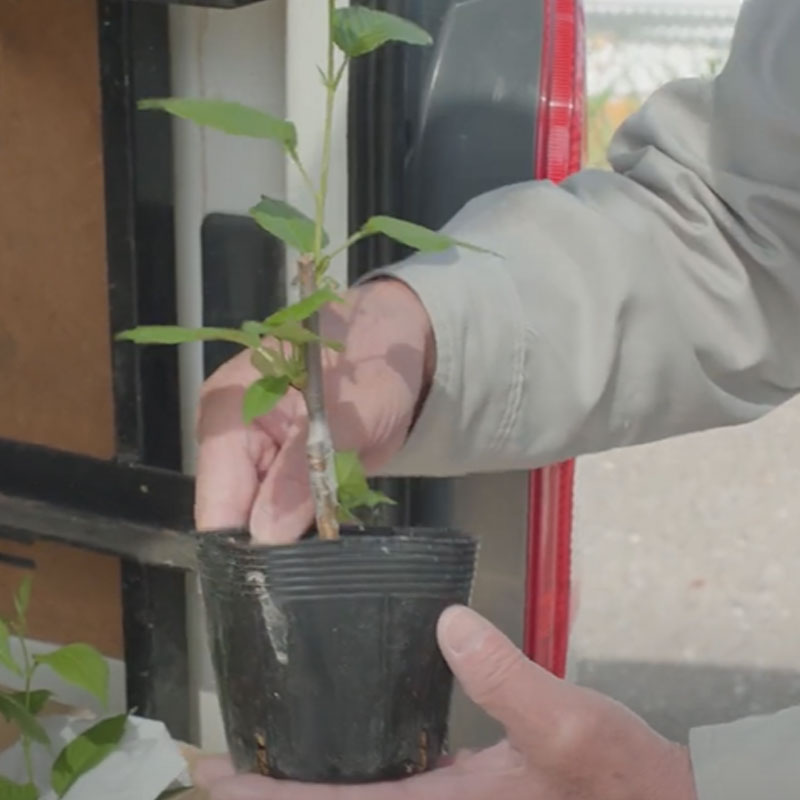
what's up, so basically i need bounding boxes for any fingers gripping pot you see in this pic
[197,527,478,783]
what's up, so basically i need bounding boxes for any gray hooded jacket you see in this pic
[376,0,800,794]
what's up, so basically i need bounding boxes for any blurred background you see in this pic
[2,0,795,754]
[570,0,800,743]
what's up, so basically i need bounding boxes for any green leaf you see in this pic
[0,693,50,745]
[246,316,343,352]
[250,197,328,254]
[51,713,128,798]
[269,322,322,345]
[323,338,345,353]
[360,489,397,508]
[35,645,109,708]
[319,275,342,293]
[332,8,432,58]
[14,576,32,621]
[244,320,315,343]
[339,488,396,513]
[362,216,496,255]
[335,452,396,517]
[336,505,362,525]
[264,288,343,328]
[335,451,369,495]
[11,690,53,716]
[0,776,38,800]
[116,326,259,349]
[249,348,287,379]
[337,491,395,527]
[242,376,291,425]
[241,321,269,338]
[0,619,22,677]
[138,98,297,151]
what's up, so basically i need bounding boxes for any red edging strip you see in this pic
[524,0,585,677]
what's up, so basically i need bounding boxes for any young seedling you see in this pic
[118,3,491,541]
[0,576,127,799]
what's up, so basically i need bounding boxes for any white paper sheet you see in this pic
[0,714,190,799]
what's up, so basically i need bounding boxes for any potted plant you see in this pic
[0,576,128,799]
[118,3,485,784]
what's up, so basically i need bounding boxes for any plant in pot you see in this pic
[118,3,487,785]
[0,576,128,799]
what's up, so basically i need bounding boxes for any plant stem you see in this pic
[17,629,36,786]
[312,0,339,262]
[298,256,340,540]
[21,735,34,788]
[291,0,345,540]
[289,150,316,199]
[18,634,32,698]
[289,1,355,539]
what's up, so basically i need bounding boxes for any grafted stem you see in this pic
[298,0,344,540]
[298,256,339,540]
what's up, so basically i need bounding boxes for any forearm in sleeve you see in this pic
[372,0,800,478]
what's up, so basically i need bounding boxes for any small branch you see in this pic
[292,1,347,541]
[17,627,36,786]
[289,149,316,199]
[17,632,34,707]
[332,57,349,91]
[313,0,340,262]
[324,230,369,266]
[255,346,281,369]
[298,256,340,540]
[22,736,34,788]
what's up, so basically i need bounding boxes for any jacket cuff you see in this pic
[689,706,800,798]
[357,251,525,477]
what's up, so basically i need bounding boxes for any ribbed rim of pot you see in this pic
[195,527,478,599]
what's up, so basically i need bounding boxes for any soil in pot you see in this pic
[197,526,478,783]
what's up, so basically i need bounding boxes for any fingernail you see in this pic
[440,606,491,656]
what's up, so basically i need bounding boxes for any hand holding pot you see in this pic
[195,279,432,543]
[194,606,697,800]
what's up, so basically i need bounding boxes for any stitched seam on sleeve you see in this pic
[492,270,527,452]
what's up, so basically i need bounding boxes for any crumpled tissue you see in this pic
[0,713,192,799]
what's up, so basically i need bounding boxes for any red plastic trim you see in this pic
[524,0,585,677]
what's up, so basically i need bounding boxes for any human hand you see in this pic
[194,279,433,543]
[193,606,697,800]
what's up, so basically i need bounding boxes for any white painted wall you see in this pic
[169,0,289,475]
[168,0,349,749]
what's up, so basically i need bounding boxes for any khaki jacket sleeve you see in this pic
[368,1,800,794]
[370,0,800,480]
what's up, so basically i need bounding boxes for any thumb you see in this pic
[249,424,314,544]
[437,606,562,739]
[195,405,265,532]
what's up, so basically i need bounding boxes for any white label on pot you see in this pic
[246,571,289,665]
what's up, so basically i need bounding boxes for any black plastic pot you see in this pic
[197,526,478,783]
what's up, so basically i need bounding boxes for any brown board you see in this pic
[0,538,123,659]
[0,0,115,459]
[0,1,123,662]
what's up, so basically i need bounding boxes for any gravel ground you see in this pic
[570,396,800,742]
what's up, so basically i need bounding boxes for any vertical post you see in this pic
[525,0,585,677]
[122,562,191,741]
